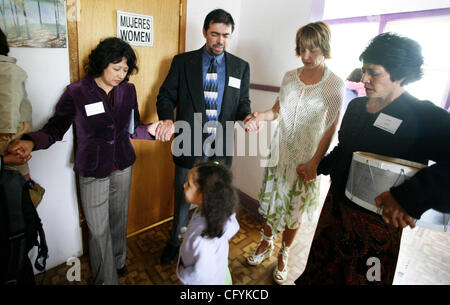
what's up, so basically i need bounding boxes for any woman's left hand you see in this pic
[296,162,318,183]
[147,121,161,137]
[375,191,416,229]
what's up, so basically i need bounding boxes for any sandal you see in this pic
[247,229,274,266]
[273,241,290,284]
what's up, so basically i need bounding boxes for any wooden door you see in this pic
[66,0,186,238]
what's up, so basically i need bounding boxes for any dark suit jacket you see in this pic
[24,77,154,178]
[156,47,251,169]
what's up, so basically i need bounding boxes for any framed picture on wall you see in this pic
[0,0,67,48]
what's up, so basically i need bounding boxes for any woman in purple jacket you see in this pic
[9,38,158,285]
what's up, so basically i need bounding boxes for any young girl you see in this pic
[177,161,239,285]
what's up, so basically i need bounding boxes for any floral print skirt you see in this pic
[258,165,320,237]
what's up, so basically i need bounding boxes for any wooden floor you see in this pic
[35,204,450,285]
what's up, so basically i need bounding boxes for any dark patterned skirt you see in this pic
[295,188,403,285]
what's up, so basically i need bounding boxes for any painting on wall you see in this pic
[0,0,67,48]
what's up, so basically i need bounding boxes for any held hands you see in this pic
[296,162,318,184]
[2,151,31,165]
[147,121,162,137]
[155,120,175,142]
[375,191,416,229]
[243,112,262,132]
[3,139,34,165]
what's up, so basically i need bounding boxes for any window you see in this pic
[385,16,450,107]
[324,9,450,109]
[326,21,379,85]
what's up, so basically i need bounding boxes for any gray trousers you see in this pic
[78,166,132,285]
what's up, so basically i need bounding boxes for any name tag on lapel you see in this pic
[85,101,105,117]
[228,76,241,89]
[373,112,402,134]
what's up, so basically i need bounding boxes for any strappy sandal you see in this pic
[247,229,274,266]
[273,241,290,284]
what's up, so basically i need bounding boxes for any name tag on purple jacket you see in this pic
[85,101,105,117]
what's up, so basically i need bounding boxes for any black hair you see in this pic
[359,32,423,86]
[192,161,237,239]
[203,9,235,33]
[86,37,138,81]
[0,28,9,56]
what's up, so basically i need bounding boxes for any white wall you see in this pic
[231,0,314,199]
[8,47,82,273]
[236,0,313,87]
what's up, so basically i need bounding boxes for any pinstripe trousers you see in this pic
[78,166,132,285]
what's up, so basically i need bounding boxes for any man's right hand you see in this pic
[155,120,175,142]
[8,139,35,160]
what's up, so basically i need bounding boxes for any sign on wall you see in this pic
[117,10,153,46]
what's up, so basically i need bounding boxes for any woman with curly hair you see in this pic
[177,161,239,285]
[295,32,450,285]
[8,37,159,285]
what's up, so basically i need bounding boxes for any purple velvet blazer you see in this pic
[25,77,154,178]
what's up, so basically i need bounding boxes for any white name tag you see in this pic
[373,112,403,134]
[228,76,241,89]
[85,101,105,117]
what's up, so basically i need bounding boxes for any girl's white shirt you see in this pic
[177,209,239,285]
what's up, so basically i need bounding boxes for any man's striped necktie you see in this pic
[204,57,219,137]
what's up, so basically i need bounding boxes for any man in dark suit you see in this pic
[156,8,251,264]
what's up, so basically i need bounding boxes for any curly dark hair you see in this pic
[0,28,9,56]
[193,161,238,239]
[359,32,423,86]
[86,37,138,81]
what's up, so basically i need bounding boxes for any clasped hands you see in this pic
[243,112,263,132]
[1,133,33,165]
[152,111,267,141]
[153,112,266,141]
[147,120,175,142]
